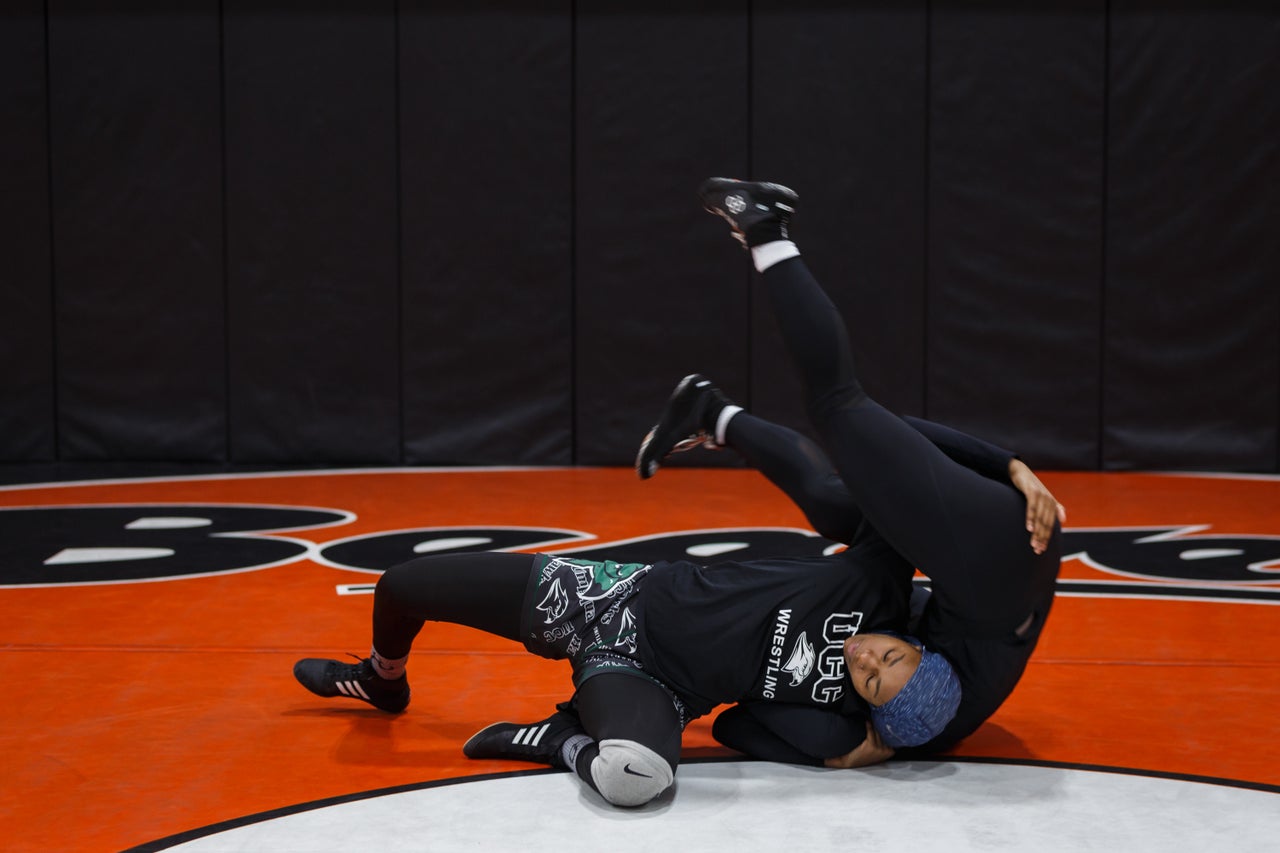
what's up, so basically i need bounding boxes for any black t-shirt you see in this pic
[634,542,913,719]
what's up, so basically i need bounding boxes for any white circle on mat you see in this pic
[158,760,1279,853]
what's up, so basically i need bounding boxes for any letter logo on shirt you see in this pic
[811,611,864,703]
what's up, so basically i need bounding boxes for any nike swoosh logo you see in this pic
[623,764,652,778]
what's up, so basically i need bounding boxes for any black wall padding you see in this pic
[224,2,401,463]
[574,2,752,466]
[49,3,226,461]
[1103,2,1280,470]
[399,3,574,466]
[926,2,1106,469]
[0,3,54,461]
[6,4,1279,473]
[750,4,930,440]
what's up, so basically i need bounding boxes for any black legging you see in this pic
[721,412,864,545]
[371,552,530,655]
[758,256,1052,629]
[370,553,682,794]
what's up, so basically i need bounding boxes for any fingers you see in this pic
[1036,501,1067,554]
[1024,494,1051,554]
[858,721,894,766]
[1025,494,1066,554]
[1012,464,1065,555]
[1031,517,1052,553]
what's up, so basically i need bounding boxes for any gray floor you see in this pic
[169,760,1279,852]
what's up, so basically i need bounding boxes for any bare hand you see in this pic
[1008,459,1066,555]
[823,721,895,769]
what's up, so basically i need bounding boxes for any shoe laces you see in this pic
[342,652,373,679]
[670,431,721,454]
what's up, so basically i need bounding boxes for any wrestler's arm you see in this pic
[712,702,875,767]
[823,720,895,768]
[901,415,1015,481]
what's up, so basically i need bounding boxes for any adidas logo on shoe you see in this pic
[292,656,411,713]
[463,710,586,767]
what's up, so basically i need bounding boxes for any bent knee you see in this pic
[590,739,675,807]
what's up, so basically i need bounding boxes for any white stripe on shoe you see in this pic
[512,723,551,746]
[336,680,371,701]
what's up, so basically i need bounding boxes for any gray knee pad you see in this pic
[589,739,675,807]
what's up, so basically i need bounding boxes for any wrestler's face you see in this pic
[843,633,921,707]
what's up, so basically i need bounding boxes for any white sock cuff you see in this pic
[370,649,408,679]
[751,240,800,273]
[560,733,593,769]
[715,405,743,446]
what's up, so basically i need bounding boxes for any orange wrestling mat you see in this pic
[1,467,1277,851]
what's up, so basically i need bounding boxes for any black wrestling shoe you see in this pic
[292,656,411,713]
[698,177,799,248]
[635,373,734,480]
[463,709,585,768]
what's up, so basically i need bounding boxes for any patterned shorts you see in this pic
[521,554,691,726]
[521,554,649,664]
